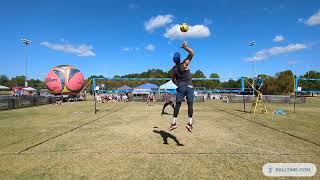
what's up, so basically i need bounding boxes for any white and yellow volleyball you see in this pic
[180,23,189,32]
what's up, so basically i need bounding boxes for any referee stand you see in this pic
[247,75,268,114]
[250,91,268,114]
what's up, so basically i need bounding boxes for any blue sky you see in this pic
[0,0,320,80]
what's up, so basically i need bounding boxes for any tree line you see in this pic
[1,69,320,95]
[0,75,45,89]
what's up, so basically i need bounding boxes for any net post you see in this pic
[241,77,245,92]
[243,94,246,112]
[294,92,296,114]
[93,78,97,114]
[295,77,299,93]
[293,77,299,113]
[241,78,246,112]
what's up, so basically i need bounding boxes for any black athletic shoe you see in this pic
[169,123,177,131]
[185,123,193,133]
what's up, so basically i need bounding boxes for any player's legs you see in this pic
[173,102,181,118]
[170,86,185,130]
[170,101,175,109]
[187,101,193,119]
[161,102,169,114]
[170,102,181,130]
[186,87,194,120]
[185,87,194,132]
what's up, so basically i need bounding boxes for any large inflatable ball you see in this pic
[45,65,85,95]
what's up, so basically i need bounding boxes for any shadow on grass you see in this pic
[235,109,251,113]
[153,129,184,146]
[161,112,173,116]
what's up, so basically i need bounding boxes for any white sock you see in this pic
[173,117,177,124]
[189,118,192,125]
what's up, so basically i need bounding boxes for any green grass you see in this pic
[0,90,11,95]
[0,98,320,179]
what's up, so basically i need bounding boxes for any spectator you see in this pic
[122,94,128,102]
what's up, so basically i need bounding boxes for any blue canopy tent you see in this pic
[116,85,133,92]
[132,83,159,94]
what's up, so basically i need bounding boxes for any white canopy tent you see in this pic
[0,85,10,90]
[22,87,37,91]
[159,80,177,90]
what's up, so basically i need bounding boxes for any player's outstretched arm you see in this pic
[181,41,195,66]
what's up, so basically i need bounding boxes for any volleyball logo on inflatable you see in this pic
[45,65,84,95]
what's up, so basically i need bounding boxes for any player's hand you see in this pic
[181,41,188,49]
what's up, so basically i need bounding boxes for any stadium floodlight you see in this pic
[249,41,256,96]
[21,38,32,87]
[21,38,32,45]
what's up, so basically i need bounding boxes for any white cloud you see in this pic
[121,44,156,52]
[121,47,139,52]
[40,41,95,56]
[273,35,284,42]
[144,14,173,32]
[121,47,131,52]
[164,24,211,40]
[145,44,155,51]
[305,9,320,26]
[244,43,307,61]
[299,9,320,26]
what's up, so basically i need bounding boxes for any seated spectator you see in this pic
[116,94,121,102]
[96,95,102,103]
[222,95,229,103]
[122,94,128,102]
[102,95,108,103]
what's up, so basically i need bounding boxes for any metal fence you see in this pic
[0,96,55,111]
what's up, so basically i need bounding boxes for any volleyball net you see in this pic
[92,77,246,94]
[295,77,320,94]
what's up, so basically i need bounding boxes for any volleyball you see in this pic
[180,23,189,32]
[45,65,85,95]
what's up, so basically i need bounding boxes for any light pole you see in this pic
[21,38,31,87]
[249,41,256,96]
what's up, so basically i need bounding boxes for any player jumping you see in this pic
[169,41,195,133]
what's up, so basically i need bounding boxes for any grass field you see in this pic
[0,98,319,179]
